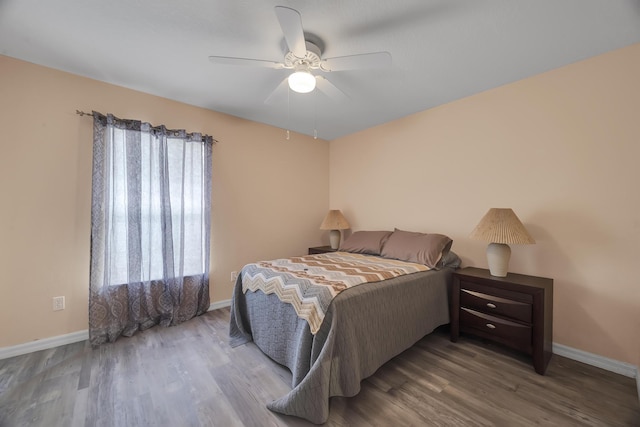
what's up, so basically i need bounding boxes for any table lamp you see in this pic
[469,208,535,277]
[320,210,350,249]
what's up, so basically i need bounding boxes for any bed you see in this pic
[229,229,460,424]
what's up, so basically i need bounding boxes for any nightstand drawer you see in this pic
[308,246,337,255]
[461,289,532,323]
[460,308,532,353]
[459,280,533,305]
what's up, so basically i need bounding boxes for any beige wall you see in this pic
[0,55,329,348]
[330,44,640,367]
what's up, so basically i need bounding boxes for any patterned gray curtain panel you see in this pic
[89,112,213,346]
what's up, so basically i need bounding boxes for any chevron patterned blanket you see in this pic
[240,252,430,334]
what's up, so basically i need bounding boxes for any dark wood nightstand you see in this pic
[450,267,553,375]
[308,246,338,255]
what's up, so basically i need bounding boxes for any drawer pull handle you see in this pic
[486,303,497,309]
[486,323,496,329]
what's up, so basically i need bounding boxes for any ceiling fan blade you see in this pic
[315,76,349,103]
[320,52,392,72]
[209,55,284,69]
[274,6,307,59]
[264,78,290,105]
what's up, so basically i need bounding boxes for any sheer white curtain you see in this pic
[89,112,213,345]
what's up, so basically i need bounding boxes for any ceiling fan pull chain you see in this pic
[313,90,318,140]
[286,85,291,140]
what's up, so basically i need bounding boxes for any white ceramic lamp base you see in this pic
[486,242,511,277]
[329,229,341,249]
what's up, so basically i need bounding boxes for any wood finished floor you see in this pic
[1,308,638,427]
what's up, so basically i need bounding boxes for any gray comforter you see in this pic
[229,256,458,424]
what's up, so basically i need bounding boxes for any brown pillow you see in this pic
[339,230,393,255]
[380,228,453,268]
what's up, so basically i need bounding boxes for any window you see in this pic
[102,130,209,286]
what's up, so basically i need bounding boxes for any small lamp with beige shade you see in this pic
[469,208,535,277]
[320,210,350,249]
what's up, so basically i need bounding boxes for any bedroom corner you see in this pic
[0,54,329,352]
[329,43,640,374]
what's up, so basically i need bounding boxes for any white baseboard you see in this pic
[0,330,89,361]
[552,342,638,379]
[0,300,232,361]
[208,299,231,311]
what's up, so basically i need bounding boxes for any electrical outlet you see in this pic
[53,296,65,311]
[230,271,238,282]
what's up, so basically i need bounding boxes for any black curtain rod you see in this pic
[75,110,218,143]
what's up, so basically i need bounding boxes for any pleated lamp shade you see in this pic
[470,208,534,277]
[320,210,350,249]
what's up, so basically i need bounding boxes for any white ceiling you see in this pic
[2,0,640,140]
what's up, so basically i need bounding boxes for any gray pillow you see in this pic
[380,228,453,268]
[339,230,393,255]
[439,250,461,269]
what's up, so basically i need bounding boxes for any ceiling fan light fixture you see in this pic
[288,70,316,93]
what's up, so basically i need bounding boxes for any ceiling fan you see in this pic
[208,6,392,103]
